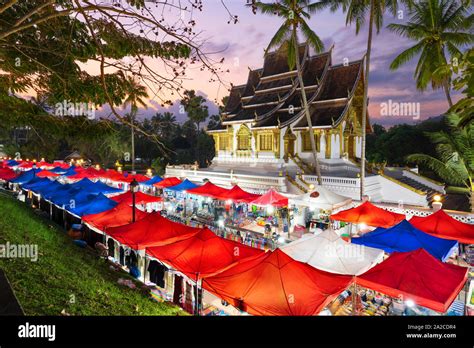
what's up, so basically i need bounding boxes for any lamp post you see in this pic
[130,178,139,222]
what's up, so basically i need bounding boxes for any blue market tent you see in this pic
[50,166,69,174]
[22,177,51,191]
[165,179,199,192]
[10,169,40,184]
[43,183,75,201]
[141,176,163,186]
[35,181,63,196]
[51,188,95,207]
[67,193,117,217]
[7,160,19,166]
[351,219,458,261]
[62,167,78,176]
[68,178,122,195]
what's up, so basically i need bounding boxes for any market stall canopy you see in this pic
[117,172,150,183]
[146,228,264,281]
[36,170,60,178]
[141,176,163,186]
[69,178,123,195]
[18,161,34,169]
[52,161,70,169]
[67,193,118,217]
[106,212,201,250]
[351,220,458,261]
[330,201,405,228]
[62,167,78,176]
[250,188,288,207]
[109,191,162,205]
[10,169,40,184]
[165,179,200,192]
[66,172,95,180]
[153,177,182,189]
[215,185,261,203]
[22,177,51,191]
[6,160,19,167]
[83,202,149,232]
[409,210,474,245]
[186,181,231,199]
[203,248,352,316]
[50,166,69,174]
[281,229,384,275]
[52,188,97,207]
[290,186,352,211]
[34,181,63,196]
[0,167,17,181]
[356,248,468,313]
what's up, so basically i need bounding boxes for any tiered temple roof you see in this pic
[209,44,365,132]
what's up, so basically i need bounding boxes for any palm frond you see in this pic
[389,41,424,70]
[406,154,467,186]
[299,20,324,53]
[266,21,291,52]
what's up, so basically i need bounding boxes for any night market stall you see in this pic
[281,229,384,275]
[354,249,469,315]
[146,228,264,314]
[289,186,352,236]
[351,219,458,261]
[203,248,352,316]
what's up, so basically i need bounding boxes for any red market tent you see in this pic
[203,248,352,316]
[119,173,150,183]
[67,170,99,180]
[18,162,34,169]
[36,170,60,178]
[109,191,162,205]
[153,177,182,189]
[330,201,405,228]
[186,181,231,199]
[215,185,261,203]
[52,161,70,169]
[146,228,264,281]
[409,210,474,244]
[250,188,288,207]
[106,212,200,250]
[82,202,149,232]
[355,248,468,313]
[102,169,124,181]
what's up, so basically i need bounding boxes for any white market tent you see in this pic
[289,186,352,211]
[281,229,384,275]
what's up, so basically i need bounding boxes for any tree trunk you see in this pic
[360,0,375,200]
[444,81,453,108]
[471,189,474,213]
[293,34,322,185]
[131,111,135,173]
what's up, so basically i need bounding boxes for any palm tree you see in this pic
[388,0,473,108]
[318,0,410,200]
[249,0,325,184]
[407,113,473,212]
[123,76,148,172]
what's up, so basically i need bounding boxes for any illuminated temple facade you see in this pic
[166,44,445,207]
[207,44,368,165]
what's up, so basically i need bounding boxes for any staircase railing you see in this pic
[286,174,308,193]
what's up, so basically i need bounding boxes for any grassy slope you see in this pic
[0,193,184,316]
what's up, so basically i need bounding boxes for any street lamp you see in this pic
[130,178,139,222]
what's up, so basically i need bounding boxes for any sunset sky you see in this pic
[94,0,460,127]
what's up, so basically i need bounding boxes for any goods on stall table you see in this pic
[329,288,392,316]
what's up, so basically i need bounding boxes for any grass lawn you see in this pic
[0,192,184,316]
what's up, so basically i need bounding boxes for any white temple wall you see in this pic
[319,131,326,158]
[331,133,341,159]
[355,136,362,158]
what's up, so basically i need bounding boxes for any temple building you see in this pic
[166,44,445,208]
[208,44,368,166]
